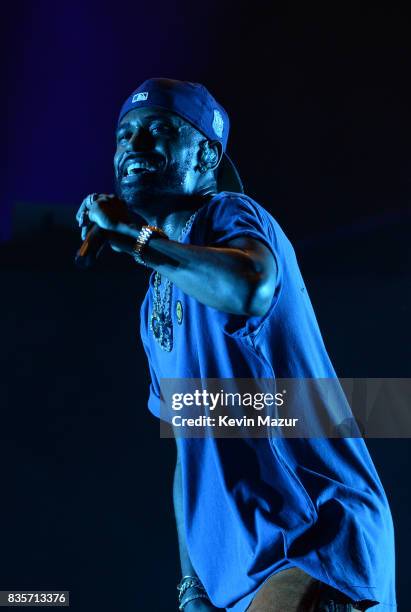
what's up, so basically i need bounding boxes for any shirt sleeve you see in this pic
[194,194,283,338]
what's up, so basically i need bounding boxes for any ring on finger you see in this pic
[86,192,98,208]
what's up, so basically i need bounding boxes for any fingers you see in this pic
[78,207,89,227]
[81,223,92,241]
[76,192,120,240]
[77,193,99,229]
[76,194,92,223]
[78,206,91,241]
[76,193,117,222]
[76,194,96,241]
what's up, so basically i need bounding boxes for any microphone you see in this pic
[75,224,108,269]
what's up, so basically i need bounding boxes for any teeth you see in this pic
[125,161,156,175]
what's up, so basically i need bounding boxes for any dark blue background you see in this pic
[1,3,410,611]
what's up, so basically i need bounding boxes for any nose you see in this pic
[127,125,153,151]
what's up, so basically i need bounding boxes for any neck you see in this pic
[137,186,218,241]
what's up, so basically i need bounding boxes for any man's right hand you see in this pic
[76,192,134,240]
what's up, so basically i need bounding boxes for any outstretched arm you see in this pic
[133,233,277,318]
[76,194,277,318]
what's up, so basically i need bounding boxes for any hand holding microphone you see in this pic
[75,193,135,268]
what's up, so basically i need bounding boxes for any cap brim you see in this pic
[217,153,244,194]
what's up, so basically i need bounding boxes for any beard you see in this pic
[115,156,195,214]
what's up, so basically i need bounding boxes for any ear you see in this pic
[198,139,223,173]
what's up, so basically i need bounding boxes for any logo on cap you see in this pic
[132,92,149,103]
[212,109,224,138]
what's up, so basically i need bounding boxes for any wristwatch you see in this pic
[132,225,168,266]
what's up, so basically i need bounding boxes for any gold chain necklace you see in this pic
[149,210,200,351]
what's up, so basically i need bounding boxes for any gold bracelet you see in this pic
[133,225,168,266]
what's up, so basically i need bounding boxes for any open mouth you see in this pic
[121,157,162,179]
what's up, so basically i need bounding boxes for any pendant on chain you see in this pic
[150,307,173,352]
[149,208,199,352]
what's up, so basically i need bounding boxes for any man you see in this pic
[76,79,396,611]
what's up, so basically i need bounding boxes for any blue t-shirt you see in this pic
[140,192,396,611]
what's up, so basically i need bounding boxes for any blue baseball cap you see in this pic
[118,78,244,193]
